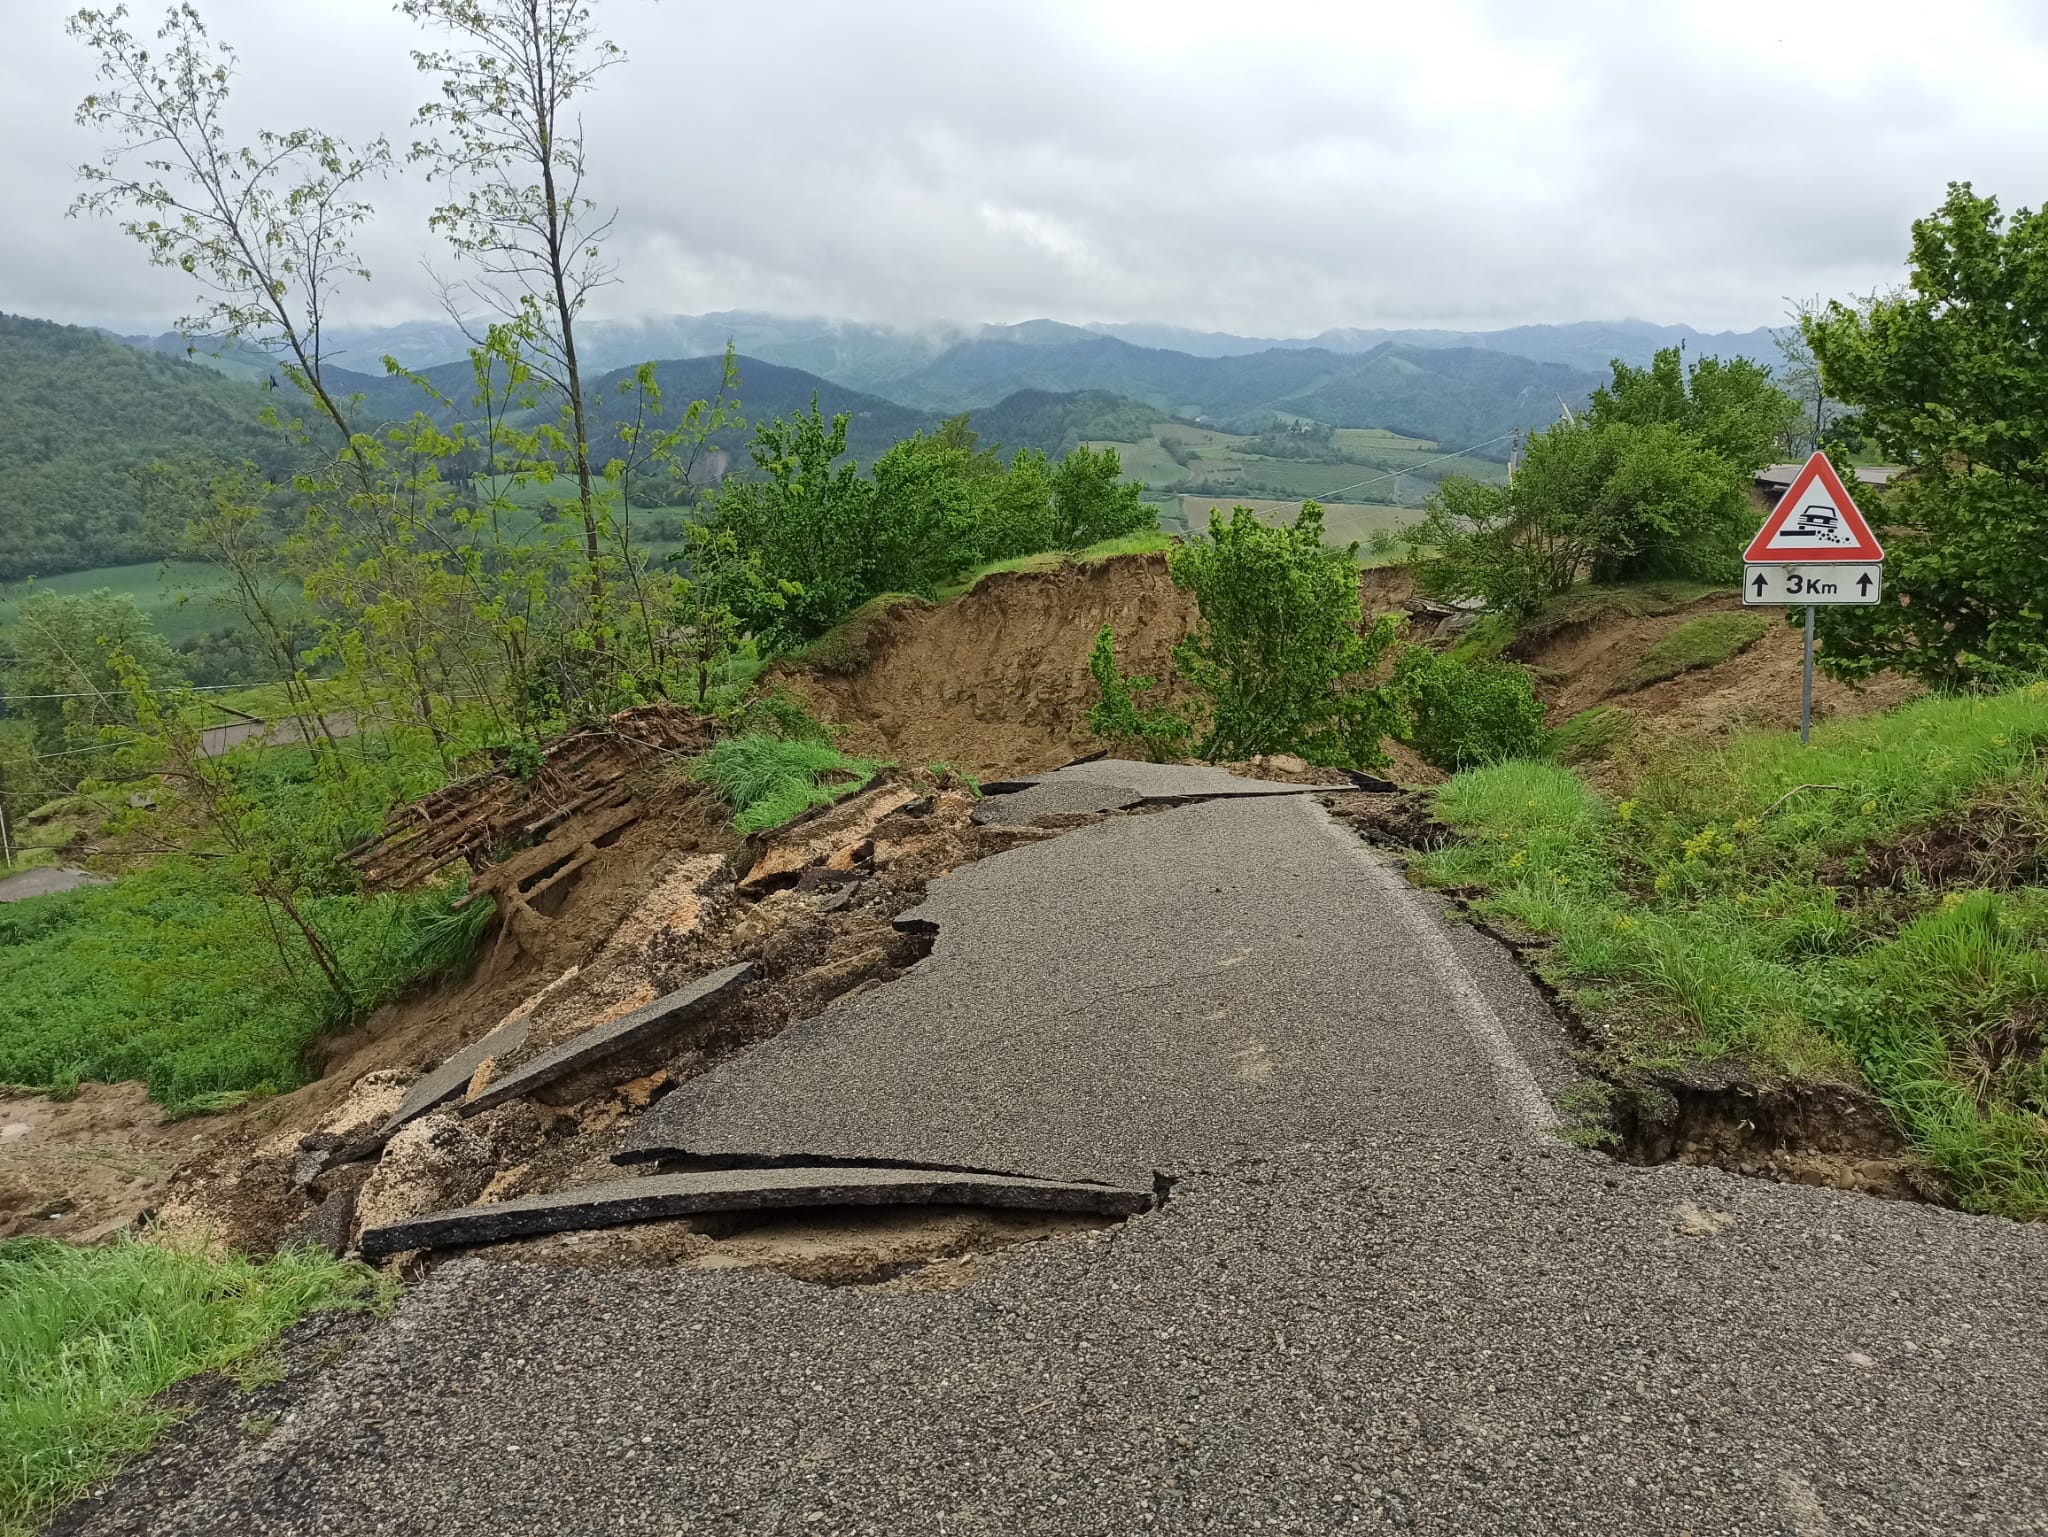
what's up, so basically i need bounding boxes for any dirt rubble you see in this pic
[152,764,1107,1269]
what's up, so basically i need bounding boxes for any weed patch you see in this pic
[1627,612,1767,689]
[0,866,488,1114]
[689,733,882,833]
[1549,704,1633,764]
[0,1236,390,1535]
[1420,684,2048,1217]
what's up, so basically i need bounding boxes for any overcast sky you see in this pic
[5,0,2044,338]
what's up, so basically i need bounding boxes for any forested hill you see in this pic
[0,314,302,581]
[865,335,1605,449]
[579,354,929,467]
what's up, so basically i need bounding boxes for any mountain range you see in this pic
[3,308,1790,583]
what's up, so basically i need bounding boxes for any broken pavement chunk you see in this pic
[971,778,1145,825]
[456,961,755,1116]
[358,1164,1153,1257]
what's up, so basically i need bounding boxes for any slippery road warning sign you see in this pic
[1740,450,1888,744]
[1742,452,1885,563]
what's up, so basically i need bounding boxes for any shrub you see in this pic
[1392,647,1548,770]
[1168,502,1402,769]
[1085,625,1196,762]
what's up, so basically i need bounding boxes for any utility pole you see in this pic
[1801,604,1816,746]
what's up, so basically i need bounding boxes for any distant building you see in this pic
[1751,462,1900,509]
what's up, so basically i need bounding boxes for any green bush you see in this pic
[1393,646,1548,770]
[688,733,881,833]
[1168,502,1402,769]
[1628,612,1767,689]
[1085,625,1195,762]
[0,1236,389,1534]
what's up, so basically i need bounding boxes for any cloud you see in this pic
[4,0,2044,336]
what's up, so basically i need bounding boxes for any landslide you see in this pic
[784,553,1421,779]
[1511,587,1918,779]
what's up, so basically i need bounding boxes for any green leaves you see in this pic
[1416,345,1795,615]
[1806,183,2048,687]
[1167,503,1402,770]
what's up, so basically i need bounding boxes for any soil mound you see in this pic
[787,554,1423,780]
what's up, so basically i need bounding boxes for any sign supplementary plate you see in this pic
[1743,562,1882,606]
[1743,452,1885,563]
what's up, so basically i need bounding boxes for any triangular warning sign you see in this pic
[1744,452,1884,562]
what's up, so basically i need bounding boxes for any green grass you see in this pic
[1514,579,1724,649]
[1419,684,2048,1218]
[1628,613,1768,689]
[688,733,882,834]
[1548,704,1635,765]
[0,863,491,1113]
[935,529,1174,602]
[0,1236,391,1535]
[0,563,238,647]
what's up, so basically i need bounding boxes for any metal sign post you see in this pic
[1739,452,1886,746]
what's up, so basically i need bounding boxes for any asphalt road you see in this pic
[116,793,2048,1535]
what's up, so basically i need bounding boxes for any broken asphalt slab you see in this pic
[969,757,1316,826]
[373,1013,536,1146]
[622,794,1554,1186]
[458,961,755,1117]
[358,1165,1152,1257]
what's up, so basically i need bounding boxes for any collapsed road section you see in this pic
[343,760,1347,1261]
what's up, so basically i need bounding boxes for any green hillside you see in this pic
[863,334,1599,449]
[0,315,303,581]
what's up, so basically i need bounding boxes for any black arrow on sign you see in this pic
[1751,573,1768,596]
[1857,572,1874,595]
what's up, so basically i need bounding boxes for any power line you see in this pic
[0,682,276,702]
[1309,431,1520,502]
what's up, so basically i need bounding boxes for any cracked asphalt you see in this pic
[110,793,2048,1535]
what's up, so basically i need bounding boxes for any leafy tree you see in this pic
[1051,444,1154,549]
[403,0,627,665]
[868,432,982,596]
[711,397,874,644]
[667,523,792,707]
[976,448,1058,562]
[1804,183,2048,686]
[68,3,391,443]
[1589,347,1799,471]
[1085,625,1194,762]
[1,589,184,756]
[1167,503,1402,768]
[1416,347,1794,611]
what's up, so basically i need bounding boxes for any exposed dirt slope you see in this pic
[788,554,1423,780]
[1516,589,1917,778]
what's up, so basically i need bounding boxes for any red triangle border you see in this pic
[1743,452,1885,563]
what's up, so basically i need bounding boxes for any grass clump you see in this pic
[936,528,1173,602]
[1548,704,1633,764]
[0,1236,391,1534]
[0,865,490,1114]
[689,733,881,834]
[1628,612,1767,689]
[1419,683,2048,1218]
